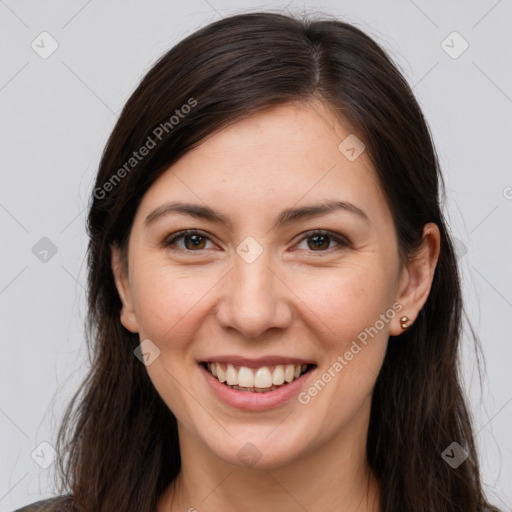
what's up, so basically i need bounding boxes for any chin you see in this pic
[199,424,315,470]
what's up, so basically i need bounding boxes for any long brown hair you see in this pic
[51,12,500,512]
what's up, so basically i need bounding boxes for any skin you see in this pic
[111,100,440,512]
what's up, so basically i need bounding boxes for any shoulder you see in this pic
[12,496,71,512]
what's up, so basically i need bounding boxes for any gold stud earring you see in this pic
[400,316,409,330]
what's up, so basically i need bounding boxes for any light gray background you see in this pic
[1,0,511,510]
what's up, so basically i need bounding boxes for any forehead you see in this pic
[137,101,389,226]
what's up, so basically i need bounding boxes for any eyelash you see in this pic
[163,229,350,255]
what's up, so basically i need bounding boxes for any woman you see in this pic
[15,11,501,512]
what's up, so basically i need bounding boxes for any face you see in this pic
[112,100,436,470]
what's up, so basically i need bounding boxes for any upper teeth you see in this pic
[206,362,307,388]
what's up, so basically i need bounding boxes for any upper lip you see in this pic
[200,355,316,368]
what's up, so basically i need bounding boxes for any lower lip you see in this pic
[199,363,315,411]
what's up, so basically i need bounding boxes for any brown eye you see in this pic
[307,234,331,251]
[163,229,349,255]
[183,234,207,250]
[296,230,349,253]
[164,230,214,252]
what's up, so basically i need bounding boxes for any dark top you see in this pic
[13,497,67,512]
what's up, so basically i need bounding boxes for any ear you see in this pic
[389,223,441,336]
[111,244,139,333]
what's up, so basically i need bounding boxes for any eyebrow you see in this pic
[144,199,369,230]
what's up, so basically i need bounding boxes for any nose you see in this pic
[215,250,293,338]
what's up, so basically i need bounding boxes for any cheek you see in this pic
[130,267,211,424]
[294,262,394,347]
[296,269,390,424]
[130,265,215,346]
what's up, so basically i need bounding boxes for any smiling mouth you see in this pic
[201,361,315,393]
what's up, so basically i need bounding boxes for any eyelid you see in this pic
[163,228,350,253]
